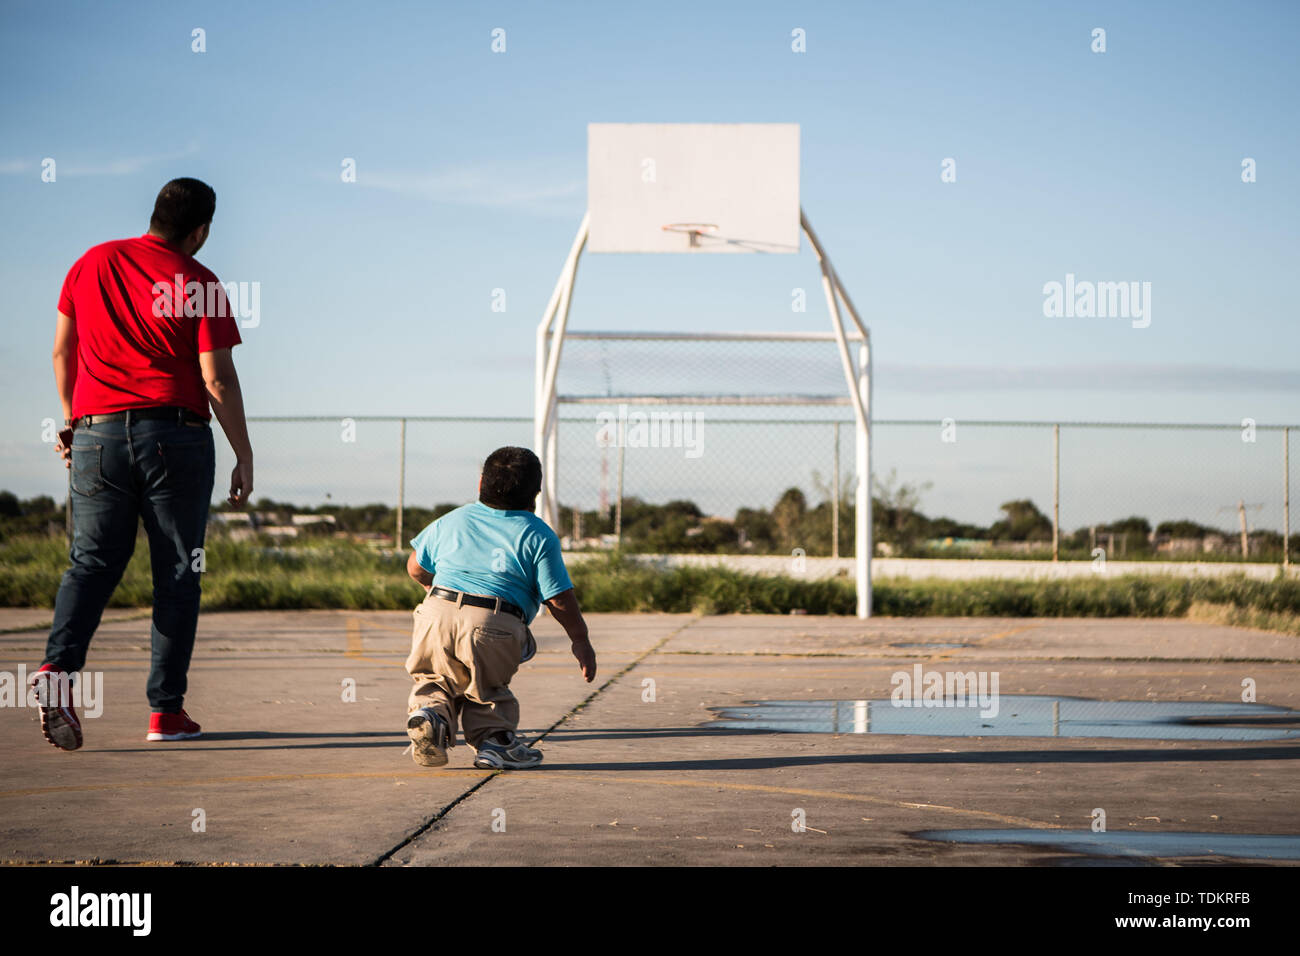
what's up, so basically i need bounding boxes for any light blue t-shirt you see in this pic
[410,501,573,623]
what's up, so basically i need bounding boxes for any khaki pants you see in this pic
[405,591,526,749]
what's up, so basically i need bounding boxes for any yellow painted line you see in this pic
[0,611,153,635]
[621,668,989,679]
[662,651,882,659]
[345,617,364,658]
[340,616,406,666]
[0,767,1059,830]
[527,772,1059,830]
[980,625,1041,644]
[0,768,487,799]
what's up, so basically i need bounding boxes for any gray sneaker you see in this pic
[473,731,543,770]
[406,708,450,767]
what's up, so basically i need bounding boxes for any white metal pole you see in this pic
[545,395,559,528]
[820,261,868,617]
[535,241,571,460]
[535,214,590,525]
[1052,424,1060,562]
[396,417,406,550]
[615,419,625,548]
[1284,427,1291,571]
[802,210,869,341]
[857,341,872,618]
[802,210,871,618]
[562,330,862,342]
[1238,499,1249,559]
[805,232,869,430]
[832,422,840,560]
[534,319,550,467]
[540,216,590,420]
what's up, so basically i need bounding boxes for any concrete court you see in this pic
[0,609,1297,866]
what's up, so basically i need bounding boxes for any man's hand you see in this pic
[201,348,255,508]
[569,635,597,683]
[544,588,595,681]
[52,312,78,443]
[228,459,253,508]
[55,427,73,469]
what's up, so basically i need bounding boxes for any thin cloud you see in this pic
[0,145,200,177]
[879,363,1300,392]
[358,164,583,216]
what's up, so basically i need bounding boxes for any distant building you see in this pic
[210,512,251,526]
[209,510,335,542]
[291,514,336,528]
[561,534,616,550]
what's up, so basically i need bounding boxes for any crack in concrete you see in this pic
[367,616,701,867]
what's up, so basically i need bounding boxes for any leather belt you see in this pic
[429,587,525,621]
[73,406,207,429]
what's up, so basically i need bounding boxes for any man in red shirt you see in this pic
[30,178,254,751]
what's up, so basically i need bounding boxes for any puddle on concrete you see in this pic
[889,642,971,649]
[703,696,1300,741]
[914,829,1300,862]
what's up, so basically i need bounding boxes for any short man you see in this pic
[404,446,596,770]
[32,177,254,750]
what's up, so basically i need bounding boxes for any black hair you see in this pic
[479,446,543,511]
[149,178,216,243]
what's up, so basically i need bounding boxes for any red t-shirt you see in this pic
[58,233,242,419]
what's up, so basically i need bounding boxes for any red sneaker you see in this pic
[147,709,202,741]
[30,664,83,751]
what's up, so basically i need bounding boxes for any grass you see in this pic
[1186,600,1300,638]
[0,536,413,611]
[569,552,1300,619]
[2,536,1298,626]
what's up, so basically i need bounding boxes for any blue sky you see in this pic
[1,0,1296,528]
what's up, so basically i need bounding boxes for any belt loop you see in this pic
[493,597,501,614]
[456,590,465,608]
[176,406,184,426]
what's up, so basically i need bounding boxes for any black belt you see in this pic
[429,587,525,621]
[73,406,207,429]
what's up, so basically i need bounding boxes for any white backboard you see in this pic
[587,123,800,254]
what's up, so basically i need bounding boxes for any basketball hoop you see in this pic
[661,222,719,248]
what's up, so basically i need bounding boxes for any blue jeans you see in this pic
[44,415,215,712]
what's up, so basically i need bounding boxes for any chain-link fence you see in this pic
[222,416,1294,566]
